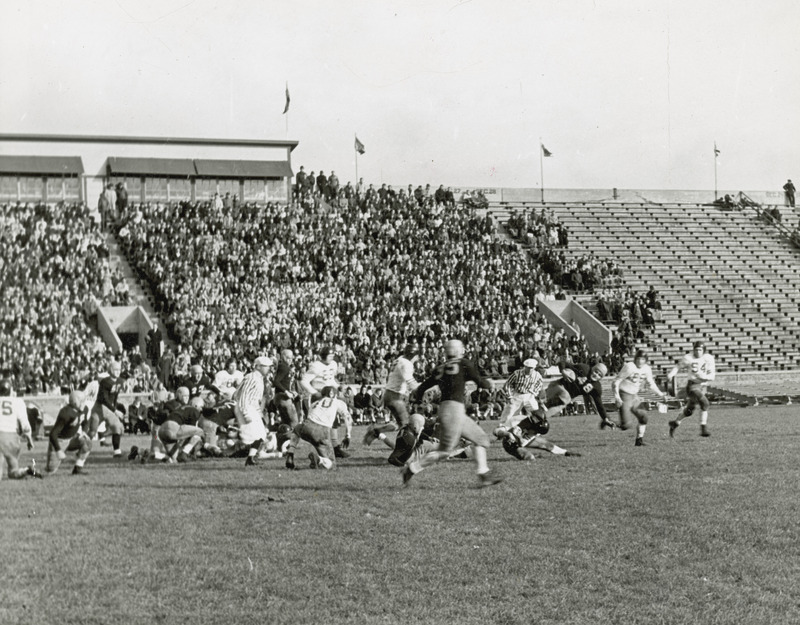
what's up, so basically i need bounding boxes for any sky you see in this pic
[1,0,798,191]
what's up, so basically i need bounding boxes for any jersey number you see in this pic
[1,400,12,416]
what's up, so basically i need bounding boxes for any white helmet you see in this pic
[444,339,465,359]
[591,363,608,378]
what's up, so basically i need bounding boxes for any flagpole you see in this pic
[713,142,718,201]
[539,137,545,204]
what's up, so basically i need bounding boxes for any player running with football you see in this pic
[666,340,715,438]
[611,349,668,446]
[545,361,616,429]
[403,339,502,488]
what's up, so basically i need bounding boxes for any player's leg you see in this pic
[697,388,711,437]
[544,383,572,420]
[0,433,37,479]
[175,425,204,462]
[284,423,304,469]
[102,406,125,458]
[72,435,92,474]
[670,384,698,437]
[364,390,403,447]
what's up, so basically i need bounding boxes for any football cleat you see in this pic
[139,449,151,464]
[564,451,581,457]
[362,426,378,447]
[128,446,139,461]
[478,471,503,488]
[308,452,320,469]
[668,420,680,438]
[71,465,89,475]
[634,437,645,447]
[244,455,258,467]
[284,453,295,470]
[334,446,350,459]
[700,425,710,438]
[27,462,43,479]
[599,419,616,430]
[401,466,415,486]
[177,451,194,463]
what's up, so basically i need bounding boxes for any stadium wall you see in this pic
[499,187,785,205]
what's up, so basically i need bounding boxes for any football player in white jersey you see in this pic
[612,350,667,446]
[363,343,419,449]
[284,386,352,470]
[299,347,350,458]
[0,379,42,479]
[666,340,715,438]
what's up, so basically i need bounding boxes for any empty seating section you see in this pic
[507,202,800,372]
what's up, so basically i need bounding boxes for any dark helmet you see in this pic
[0,379,11,396]
[403,343,419,359]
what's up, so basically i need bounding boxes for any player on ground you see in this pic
[47,390,93,475]
[612,349,668,446]
[363,343,420,449]
[545,361,615,429]
[235,356,275,466]
[403,339,502,488]
[496,409,581,460]
[284,386,352,470]
[493,357,545,438]
[299,347,350,458]
[0,379,42,480]
[666,341,715,438]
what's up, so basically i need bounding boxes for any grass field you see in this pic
[3,405,800,625]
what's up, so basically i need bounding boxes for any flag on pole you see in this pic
[282,84,290,114]
[355,136,366,155]
[714,143,720,156]
[541,144,553,157]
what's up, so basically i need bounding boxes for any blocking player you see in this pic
[0,379,42,480]
[363,343,419,449]
[47,390,93,475]
[402,339,502,488]
[666,340,715,438]
[299,347,350,458]
[284,386,353,470]
[545,361,615,430]
[612,349,667,446]
[387,413,437,467]
[496,409,581,460]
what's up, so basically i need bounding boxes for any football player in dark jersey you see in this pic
[92,360,126,458]
[495,406,581,461]
[47,390,93,475]
[403,339,501,488]
[545,362,616,429]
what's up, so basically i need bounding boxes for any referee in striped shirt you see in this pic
[494,358,545,435]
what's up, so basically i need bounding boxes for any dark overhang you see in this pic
[0,155,84,175]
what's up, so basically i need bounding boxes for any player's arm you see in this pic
[49,412,66,451]
[413,373,438,403]
[16,407,33,450]
[402,361,419,393]
[299,369,318,396]
[588,387,609,420]
[645,370,667,398]
[611,375,623,407]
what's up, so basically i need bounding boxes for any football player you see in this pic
[495,408,581,460]
[284,386,352,470]
[299,347,350,458]
[612,349,667,446]
[0,379,42,480]
[91,360,126,458]
[545,361,615,429]
[403,339,502,488]
[47,390,93,475]
[363,343,419,449]
[666,340,715,437]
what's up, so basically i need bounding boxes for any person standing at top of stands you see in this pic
[92,359,126,458]
[327,170,339,202]
[295,166,307,200]
[115,182,128,217]
[273,349,299,428]
[434,184,447,206]
[784,179,796,207]
[213,192,223,211]
[403,339,502,488]
[97,189,110,230]
[304,171,315,197]
[378,183,390,207]
[103,183,117,224]
[316,171,328,201]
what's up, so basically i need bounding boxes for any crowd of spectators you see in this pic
[506,207,569,251]
[0,202,134,394]
[116,188,603,386]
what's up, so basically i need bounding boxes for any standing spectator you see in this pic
[295,166,307,200]
[103,184,117,224]
[97,189,110,230]
[784,179,796,207]
[316,171,328,201]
